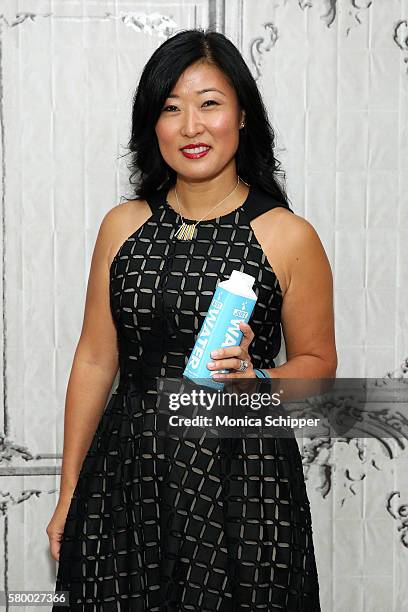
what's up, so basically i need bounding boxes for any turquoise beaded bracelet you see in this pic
[253,368,272,379]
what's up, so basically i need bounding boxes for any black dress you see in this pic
[53,183,321,611]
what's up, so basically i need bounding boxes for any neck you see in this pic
[168,173,248,220]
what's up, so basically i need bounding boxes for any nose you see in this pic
[180,106,204,138]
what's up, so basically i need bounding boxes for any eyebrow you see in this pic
[167,88,226,98]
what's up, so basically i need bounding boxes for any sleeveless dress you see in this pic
[53,183,321,611]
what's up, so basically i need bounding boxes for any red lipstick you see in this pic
[180,143,211,159]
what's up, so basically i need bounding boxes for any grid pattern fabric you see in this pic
[53,184,321,611]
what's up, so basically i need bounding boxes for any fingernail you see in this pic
[207,361,215,368]
[211,350,220,358]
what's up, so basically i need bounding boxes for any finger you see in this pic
[49,540,61,562]
[239,321,255,350]
[207,357,248,371]
[210,346,243,360]
[211,369,254,379]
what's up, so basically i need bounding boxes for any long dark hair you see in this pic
[123,28,292,209]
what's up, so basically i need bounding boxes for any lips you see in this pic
[180,142,211,150]
[181,147,211,159]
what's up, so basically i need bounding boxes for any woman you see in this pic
[47,28,336,611]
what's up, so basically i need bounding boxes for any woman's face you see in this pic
[155,61,245,181]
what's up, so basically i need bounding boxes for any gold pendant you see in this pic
[174,222,197,240]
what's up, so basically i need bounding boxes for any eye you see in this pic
[161,100,219,112]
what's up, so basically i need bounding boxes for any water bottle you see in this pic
[183,270,258,389]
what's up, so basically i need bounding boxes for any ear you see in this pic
[239,109,246,124]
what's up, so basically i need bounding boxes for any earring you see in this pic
[240,121,245,128]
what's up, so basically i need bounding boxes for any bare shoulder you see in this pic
[276,211,332,291]
[276,208,325,251]
[101,198,152,268]
[250,207,328,297]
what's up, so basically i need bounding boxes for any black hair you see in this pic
[122,28,292,209]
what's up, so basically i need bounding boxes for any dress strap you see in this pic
[145,186,167,213]
[241,183,294,222]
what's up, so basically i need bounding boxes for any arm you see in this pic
[264,215,337,379]
[57,207,122,504]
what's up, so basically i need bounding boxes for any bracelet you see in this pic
[253,368,272,379]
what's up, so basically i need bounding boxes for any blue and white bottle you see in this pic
[183,270,258,389]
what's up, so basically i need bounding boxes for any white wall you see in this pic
[0,1,407,610]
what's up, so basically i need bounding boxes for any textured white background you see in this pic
[0,0,407,610]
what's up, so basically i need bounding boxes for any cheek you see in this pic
[211,114,239,143]
[155,121,175,147]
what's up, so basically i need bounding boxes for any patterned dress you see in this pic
[53,183,321,611]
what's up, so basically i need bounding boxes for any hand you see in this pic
[206,321,256,379]
[46,498,72,562]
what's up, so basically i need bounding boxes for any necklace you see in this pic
[173,177,241,240]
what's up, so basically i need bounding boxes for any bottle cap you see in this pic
[230,270,255,288]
